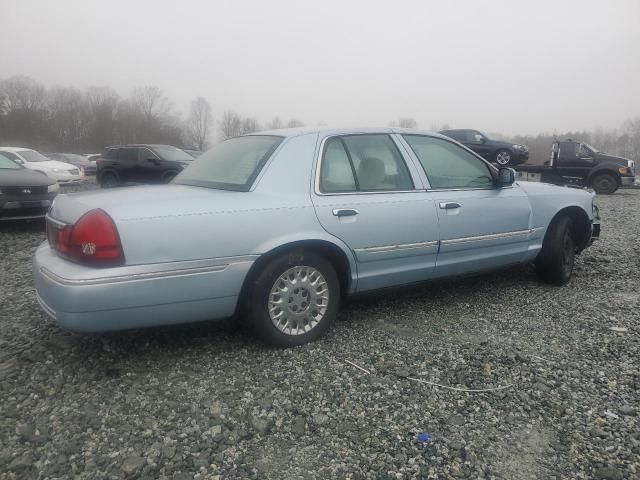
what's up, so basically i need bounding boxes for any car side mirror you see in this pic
[14,158,24,164]
[497,167,515,187]
[147,157,159,163]
[479,137,487,144]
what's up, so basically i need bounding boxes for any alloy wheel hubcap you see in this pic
[268,266,329,336]
[496,152,511,165]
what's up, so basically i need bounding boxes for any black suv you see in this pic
[96,144,193,188]
[439,129,529,166]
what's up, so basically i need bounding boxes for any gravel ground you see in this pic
[1,183,639,480]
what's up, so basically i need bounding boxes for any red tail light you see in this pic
[47,209,124,267]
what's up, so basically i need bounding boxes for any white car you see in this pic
[0,147,82,184]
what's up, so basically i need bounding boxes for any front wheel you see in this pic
[590,173,618,195]
[495,149,512,166]
[535,216,575,286]
[246,251,340,347]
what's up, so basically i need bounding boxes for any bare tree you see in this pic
[185,96,212,150]
[265,116,283,130]
[47,86,88,150]
[397,118,418,129]
[218,110,243,140]
[0,76,48,146]
[241,117,260,135]
[85,86,119,149]
[131,86,172,122]
[286,118,305,128]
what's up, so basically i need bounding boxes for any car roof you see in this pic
[0,146,37,152]
[106,144,178,149]
[249,127,449,139]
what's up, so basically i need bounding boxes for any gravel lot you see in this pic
[1,183,638,480]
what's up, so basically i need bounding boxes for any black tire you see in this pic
[162,170,178,183]
[100,171,119,189]
[535,216,575,286]
[495,149,512,166]
[590,173,618,195]
[245,250,340,347]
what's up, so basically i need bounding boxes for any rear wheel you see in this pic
[535,216,575,285]
[100,171,119,188]
[246,250,340,347]
[590,173,618,195]
[495,149,512,166]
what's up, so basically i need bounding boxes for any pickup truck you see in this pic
[515,140,636,194]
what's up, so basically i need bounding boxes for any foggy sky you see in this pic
[1,0,638,136]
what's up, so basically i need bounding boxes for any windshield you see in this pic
[174,136,283,191]
[0,153,22,169]
[152,146,195,162]
[583,143,600,153]
[18,149,50,163]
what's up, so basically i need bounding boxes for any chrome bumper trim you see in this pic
[40,263,230,286]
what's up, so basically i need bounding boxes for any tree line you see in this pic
[0,76,305,153]
[1,75,639,163]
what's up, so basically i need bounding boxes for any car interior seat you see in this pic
[357,157,387,190]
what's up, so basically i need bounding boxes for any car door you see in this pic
[117,147,139,183]
[311,133,439,292]
[400,134,533,277]
[138,147,163,183]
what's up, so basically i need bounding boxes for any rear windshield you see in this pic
[18,149,50,162]
[173,135,283,191]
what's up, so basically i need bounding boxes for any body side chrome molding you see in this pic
[354,228,544,253]
[441,228,542,246]
[354,240,439,254]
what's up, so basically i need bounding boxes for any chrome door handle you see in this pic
[439,201,461,210]
[332,208,359,217]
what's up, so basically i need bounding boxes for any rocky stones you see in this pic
[121,456,146,475]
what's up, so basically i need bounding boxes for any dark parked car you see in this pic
[96,144,194,188]
[439,129,529,166]
[0,152,58,221]
[46,153,96,176]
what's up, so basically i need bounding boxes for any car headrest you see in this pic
[357,157,386,190]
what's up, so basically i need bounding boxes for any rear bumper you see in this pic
[32,243,256,332]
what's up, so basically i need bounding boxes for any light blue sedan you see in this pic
[33,128,600,346]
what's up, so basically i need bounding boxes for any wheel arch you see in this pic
[586,167,621,186]
[98,167,119,180]
[545,205,591,253]
[236,238,357,315]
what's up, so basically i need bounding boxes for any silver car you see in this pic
[33,128,599,346]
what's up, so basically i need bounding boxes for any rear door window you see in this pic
[319,134,414,193]
[118,147,139,162]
